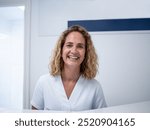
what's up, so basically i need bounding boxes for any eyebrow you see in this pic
[78,43,85,46]
[65,42,73,44]
[65,42,85,46]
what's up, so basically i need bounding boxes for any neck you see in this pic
[61,66,80,82]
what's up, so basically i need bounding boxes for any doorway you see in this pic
[0,6,25,110]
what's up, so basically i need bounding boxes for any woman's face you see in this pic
[62,31,86,68]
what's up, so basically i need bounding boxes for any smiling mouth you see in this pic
[67,55,79,60]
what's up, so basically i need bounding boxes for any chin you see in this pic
[65,62,80,67]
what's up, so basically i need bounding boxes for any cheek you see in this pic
[62,48,68,58]
[62,47,65,55]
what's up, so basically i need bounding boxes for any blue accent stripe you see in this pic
[68,18,150,31]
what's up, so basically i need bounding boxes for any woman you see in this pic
[31,25,107,111]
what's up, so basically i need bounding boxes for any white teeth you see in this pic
[68,56,79,60]
[70,56,78,59]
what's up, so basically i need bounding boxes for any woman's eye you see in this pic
[78,45,84,49]
[79,45,83,48]
[66,44,72,47]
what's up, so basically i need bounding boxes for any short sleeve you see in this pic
[30,78,44,110]
[92,81,107,109]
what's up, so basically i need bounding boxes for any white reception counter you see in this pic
[0,100,150,113]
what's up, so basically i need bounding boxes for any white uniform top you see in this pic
[31,74,107,111]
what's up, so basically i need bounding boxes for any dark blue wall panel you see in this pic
[68,18,150,32]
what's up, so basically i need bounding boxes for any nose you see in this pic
[71,46,78,53]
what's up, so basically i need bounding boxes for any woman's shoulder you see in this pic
[38,74,56,82]
[81,76,101,87]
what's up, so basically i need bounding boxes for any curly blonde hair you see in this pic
[49,25,98,79]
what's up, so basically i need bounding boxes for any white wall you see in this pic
[30,0,150,107]
[93,32,150,106]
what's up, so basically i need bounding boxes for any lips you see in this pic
[67,55,79,60]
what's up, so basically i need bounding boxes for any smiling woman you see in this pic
[31,25,107,111]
